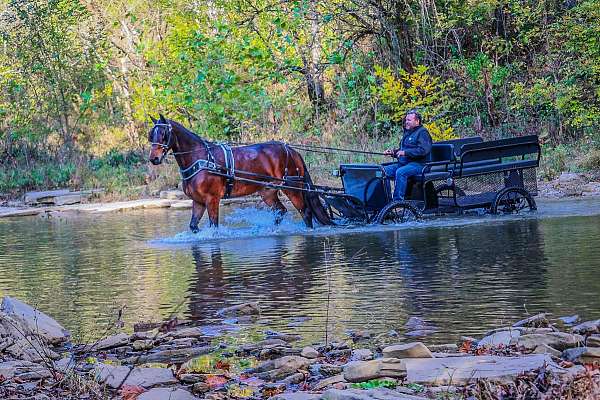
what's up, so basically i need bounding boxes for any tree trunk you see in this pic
[306,0,325,107]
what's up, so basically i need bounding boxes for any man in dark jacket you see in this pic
[383,111,433,200]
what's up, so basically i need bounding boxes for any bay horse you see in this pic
[148,115,332,231]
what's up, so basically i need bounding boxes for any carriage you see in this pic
[315,135,541,225]
[148,116,541,230]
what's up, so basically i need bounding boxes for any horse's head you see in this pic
[148,114,173,165]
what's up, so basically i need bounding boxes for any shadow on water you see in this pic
[1,201,600,342]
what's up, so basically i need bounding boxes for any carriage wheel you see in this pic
[435,184,466,198]
[490,187,536,215]
[375,200,421,225]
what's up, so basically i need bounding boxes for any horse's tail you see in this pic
[299,157,334,226]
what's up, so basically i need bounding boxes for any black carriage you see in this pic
[318,135,541,225]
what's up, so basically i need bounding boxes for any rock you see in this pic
[581,182,600,194]
[192,382,211,394]
[133,340,154,351]
[266,332,303,343]
[1,296,70,344]
[343,358,406,383]
[301,346,320,359]
[0,360,52,380]
[252,356,311,381]
[170,327,205,339]
[5,337,61,362]
[312,374,346,390]
[170,338,198,347]
[93,333,130,350]
[138,388,199,400]
[282,372,306,385]
[159,190,186,200]
[561,347,600,364]
[587,335,600,347]
[428,343,458,352]
[351,349,373,361]
[558,315,580,325]
[478,329,521,348]
[125,345,213,364]
[347,330,372,342]
[180,373,204,383]
[53,357,75,373]
[216,302,260,317]
[558,172,585,185]
[513,332,583,351]
[321,388,428,400]
[271,393,321,400]
[532,344,562,357]
[405,354,554,385]
[382,343,432,359]
[512,313,549,328]
[94,364,177,388]
[53,194,82,206]
[316,363,344,377]
[328,349,352,358]
[572,319,600,335]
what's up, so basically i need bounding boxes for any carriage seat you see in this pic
[438,136,483,158]
[456,135,540,178]
[416,143,456,182]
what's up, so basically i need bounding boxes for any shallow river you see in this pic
[1,198,600,343]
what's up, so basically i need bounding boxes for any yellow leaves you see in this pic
[227,384,254,398]
[371,64,457,141]
[425,122,455,142]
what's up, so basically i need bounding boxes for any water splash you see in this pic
[151,206,311,245]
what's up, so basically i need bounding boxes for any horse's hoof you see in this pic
[190,227,199,233]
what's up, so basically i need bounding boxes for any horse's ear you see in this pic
[150,115,157,124]
[159,113,166,122]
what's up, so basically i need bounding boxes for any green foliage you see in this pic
[350,379,397,390]
[0,0,111,149]
[540,144,570,180]
[0,163,75,192]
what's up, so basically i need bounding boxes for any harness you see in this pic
[178,143,236,198]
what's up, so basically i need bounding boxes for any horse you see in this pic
[148,115,332,231]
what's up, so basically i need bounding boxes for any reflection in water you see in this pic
[0,206,600,343]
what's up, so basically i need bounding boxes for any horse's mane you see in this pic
[169,120,214,145]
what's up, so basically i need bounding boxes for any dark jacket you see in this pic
[396,125,432,164]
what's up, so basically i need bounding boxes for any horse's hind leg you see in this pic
[282,189,313,228]
[260,189,287,224]
[190,201,207,233]
[206,196,221,228]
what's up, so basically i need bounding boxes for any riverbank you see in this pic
[1,172,600,219]
[1,296,599,400]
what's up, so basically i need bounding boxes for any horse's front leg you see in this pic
[190,201,206,233]
[206,196,221,228]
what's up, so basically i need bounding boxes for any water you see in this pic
[1,198,600,344]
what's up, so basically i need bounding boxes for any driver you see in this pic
[383,110,432,201]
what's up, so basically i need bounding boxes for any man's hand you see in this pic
[383,148,395,156]
[395,150,405,157]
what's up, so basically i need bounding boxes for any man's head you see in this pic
[404,110,422,130]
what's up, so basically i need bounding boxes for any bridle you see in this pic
[150,122,173,163]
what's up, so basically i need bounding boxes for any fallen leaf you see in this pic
[205,374,228,388]
[120,385,146,400]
